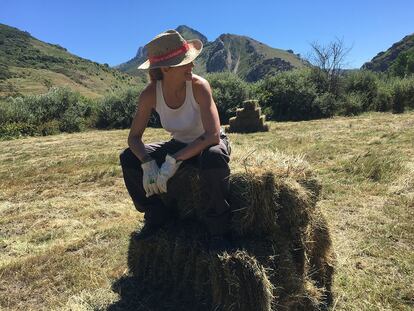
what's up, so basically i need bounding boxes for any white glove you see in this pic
[157,154,182,193]
[141,159,160,197]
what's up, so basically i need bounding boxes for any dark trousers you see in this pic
[119,135,231,236]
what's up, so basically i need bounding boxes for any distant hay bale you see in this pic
[227,100,269,133]
[127,150,334,310]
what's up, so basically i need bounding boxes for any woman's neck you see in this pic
[162,76,186,93]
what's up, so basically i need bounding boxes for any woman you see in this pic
[119,30,231,248]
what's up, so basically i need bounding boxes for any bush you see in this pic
[373,83,393,112]
[338,92,365,116]
[0,87,96,138]
[390,77,414,113]
[96,87,144,129]
[206,72,248,123]
[253,69,326,121]
[0,122,36,139]
[374,88,393,112]
[344,70,378,111]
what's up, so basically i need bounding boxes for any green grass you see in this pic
[0,112,413,310]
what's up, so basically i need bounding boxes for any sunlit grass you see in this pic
[0,112,413,310]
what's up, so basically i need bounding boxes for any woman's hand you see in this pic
[157,154,182,193]
[141,159,161,197]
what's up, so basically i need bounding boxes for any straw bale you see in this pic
[128,223,273,310]
[236,108,261,119]
[210,251,274,311]
[126,150,334,310]
[305,209,335,305]
[243,99,259,111]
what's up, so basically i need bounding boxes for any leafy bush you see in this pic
[96,87,144,129]
[0,87,96,138]
[0,122,36,139]
[374,86,393,112]
[338,92,365,116]
[389,48,414,77]
[252,69,326,121]
[206,72,248,123]
[344,70,378,111]
[390,77,414,113]
[313,93,339,117]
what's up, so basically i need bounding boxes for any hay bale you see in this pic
[228,99,268,133]
[126,151,334,310]
[243,99,259,111]
[128,223,273,311]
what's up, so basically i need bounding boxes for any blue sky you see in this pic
[1,0,413,68]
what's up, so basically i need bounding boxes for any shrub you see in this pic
[253,69,325,121]
[314,93,340,118]
[373,83,393,112]
[96,87,144,129]
[390,77,414,113]
[0,87,96,138]
[344,70,378,111]
[0,122,36,139]
[206,72,248,123]
[337,92,365,116]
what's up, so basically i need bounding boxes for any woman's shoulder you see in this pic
[138,81,157,107]
[191,75,213,105]
[191,74,212,94]
[191,74,209,87]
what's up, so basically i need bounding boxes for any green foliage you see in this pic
[390,77,414,113]
[0,87,95,138]
[96,87,146,129]
[252,69,330,121]
[389,47,414,77]
[373,85,393,112]
[205,72,249,123]
[344,70,378,111]
[338,92,365,116]
[313,93,339,117]
[0,122,36,139]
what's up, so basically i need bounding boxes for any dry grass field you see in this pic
[0,112,413,310]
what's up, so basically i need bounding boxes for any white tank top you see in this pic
[155,80,205,143]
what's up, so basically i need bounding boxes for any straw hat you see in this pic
[138,30,203,69]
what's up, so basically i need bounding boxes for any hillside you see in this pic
[117,25,307,82]
[362,33,414,73]
[0,112,413,310]
[0,23,144,98]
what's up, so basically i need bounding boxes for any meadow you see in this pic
[0,111,413,310]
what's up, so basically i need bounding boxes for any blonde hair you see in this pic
[149,68,163,81]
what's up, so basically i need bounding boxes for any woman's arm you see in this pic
[127,83,157,163]
[172,77,221,161]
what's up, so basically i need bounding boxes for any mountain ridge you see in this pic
[117,25,307,82]
[362,33,414,72]
[0,23,144,98]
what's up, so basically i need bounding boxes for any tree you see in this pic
[308,38,352,96]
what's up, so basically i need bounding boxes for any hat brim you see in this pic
[137,39,203,70]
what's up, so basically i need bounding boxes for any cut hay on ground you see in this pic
[126,151,335,311]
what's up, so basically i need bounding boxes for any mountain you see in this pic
[0,23,144,98]
[117,25,307,82]
[362,33,414,73]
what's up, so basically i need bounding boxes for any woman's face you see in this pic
[162,62,194,81]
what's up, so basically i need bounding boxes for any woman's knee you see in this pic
[199,145,230,169]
